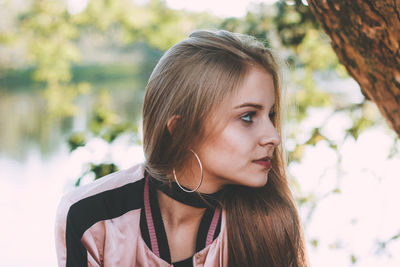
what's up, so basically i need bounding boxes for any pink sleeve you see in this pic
[54,196,71,267]
[55,195,101,267]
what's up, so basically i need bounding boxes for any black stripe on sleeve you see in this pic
[65,178,145,267]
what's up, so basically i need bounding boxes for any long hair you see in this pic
[142,30,307,267]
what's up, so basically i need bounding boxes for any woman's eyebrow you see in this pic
[234,103,263,109]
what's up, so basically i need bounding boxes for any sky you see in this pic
[165,0,277,17]
[67,0,279,17]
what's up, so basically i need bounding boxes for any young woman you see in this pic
[55,30,307,267]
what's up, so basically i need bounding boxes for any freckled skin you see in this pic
[179,67,281,193]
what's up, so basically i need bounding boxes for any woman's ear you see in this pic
[167,115,181,135]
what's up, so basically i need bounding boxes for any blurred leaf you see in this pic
[311,239,319,247]
[350,254,357,264]
[288,144,305,163]
[102,122,138,143]
[388,138,399,159]
[90,163,119,180]
[275,0,319,47]
[346,117,375,140]
[0,31,17,44]
[67,132,87,151]
[219,3,273,45]
[74,176,83,187]
[297,193,316,205]
[305,128,324,146]
[333,188,341,194]
[297,29,340,71]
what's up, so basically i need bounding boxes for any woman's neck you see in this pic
[156,189,206,227]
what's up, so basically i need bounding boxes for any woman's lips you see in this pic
[253,159,271,169]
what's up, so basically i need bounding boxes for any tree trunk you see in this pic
[307,0,400,137]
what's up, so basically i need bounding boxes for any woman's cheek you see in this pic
[221,127,254,155]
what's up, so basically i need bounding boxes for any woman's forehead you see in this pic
[229,67,276,110]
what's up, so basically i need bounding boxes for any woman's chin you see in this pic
[215,171,269,188]
[250,178,269,188]
[239,174,269,188]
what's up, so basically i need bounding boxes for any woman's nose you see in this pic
[259,120,281,147]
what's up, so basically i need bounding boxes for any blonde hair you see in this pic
[142,30,307,267]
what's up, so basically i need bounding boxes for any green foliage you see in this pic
[296,29,341,71]
[75,163,119,186]
[91,163,119,180]
[305,128,325,146]
[275,0,320,47]
[4,0,196,119]
[376,231,400,254]
[311,239,319,248]
[0,31,17,45]
[67,89,140,184]
[18,0,86,117]
[71,0,193,50]
[388,138,399,159]
[288,143,305,163]
[219,3,273,46]
[67,132,86,151]
[345,101,381,140]
[88,90,139,143]
[350,254,357,264]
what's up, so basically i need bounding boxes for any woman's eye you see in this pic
[241,112,256,123]
[269,111,276,120]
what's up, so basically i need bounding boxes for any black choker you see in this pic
[147,174,222,209]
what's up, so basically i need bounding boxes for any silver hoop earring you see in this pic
[173,149,203,193]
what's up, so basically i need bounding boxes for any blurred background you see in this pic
[0,0,399,266]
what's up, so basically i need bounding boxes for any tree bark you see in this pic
[307,0,400,137]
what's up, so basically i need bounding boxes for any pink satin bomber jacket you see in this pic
[55,163,229,267]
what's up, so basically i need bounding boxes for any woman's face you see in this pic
[190,66,281,193]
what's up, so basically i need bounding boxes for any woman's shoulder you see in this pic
[55,162,146,228]
[55,162,147,266]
